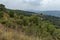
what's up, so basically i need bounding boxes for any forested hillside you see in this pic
[0,4,60,40]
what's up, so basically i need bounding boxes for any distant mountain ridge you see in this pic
[37,11,60,17]
[24,10,60,17]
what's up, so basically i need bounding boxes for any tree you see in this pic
[0,12,4,18]
[8,10,15,17]
[0,4,5,11]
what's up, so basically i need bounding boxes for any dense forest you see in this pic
[0,4,60,40]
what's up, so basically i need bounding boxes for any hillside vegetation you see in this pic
[0,4,60,40]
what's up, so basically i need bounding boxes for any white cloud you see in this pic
[25,0,35,2]
[0,0,60,11]
[42,0,60,10]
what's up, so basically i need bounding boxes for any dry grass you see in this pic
[0,24,41,40]
[0,24,55,40]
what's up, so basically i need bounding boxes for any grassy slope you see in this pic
[0,24,41,40]
[0,9,60,40]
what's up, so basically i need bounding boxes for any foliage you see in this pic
[0,4,60,40]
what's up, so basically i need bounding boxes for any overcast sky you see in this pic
[0,0,60,11]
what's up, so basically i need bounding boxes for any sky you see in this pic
[0,0,60,11]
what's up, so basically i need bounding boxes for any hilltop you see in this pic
[0,4,60,40]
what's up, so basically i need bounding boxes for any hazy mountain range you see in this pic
[38,11,60,17]
[26,10,60,17]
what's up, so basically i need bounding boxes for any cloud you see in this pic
[41,0,60,10]
[24,0,42,6]
[0,0,60,11]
